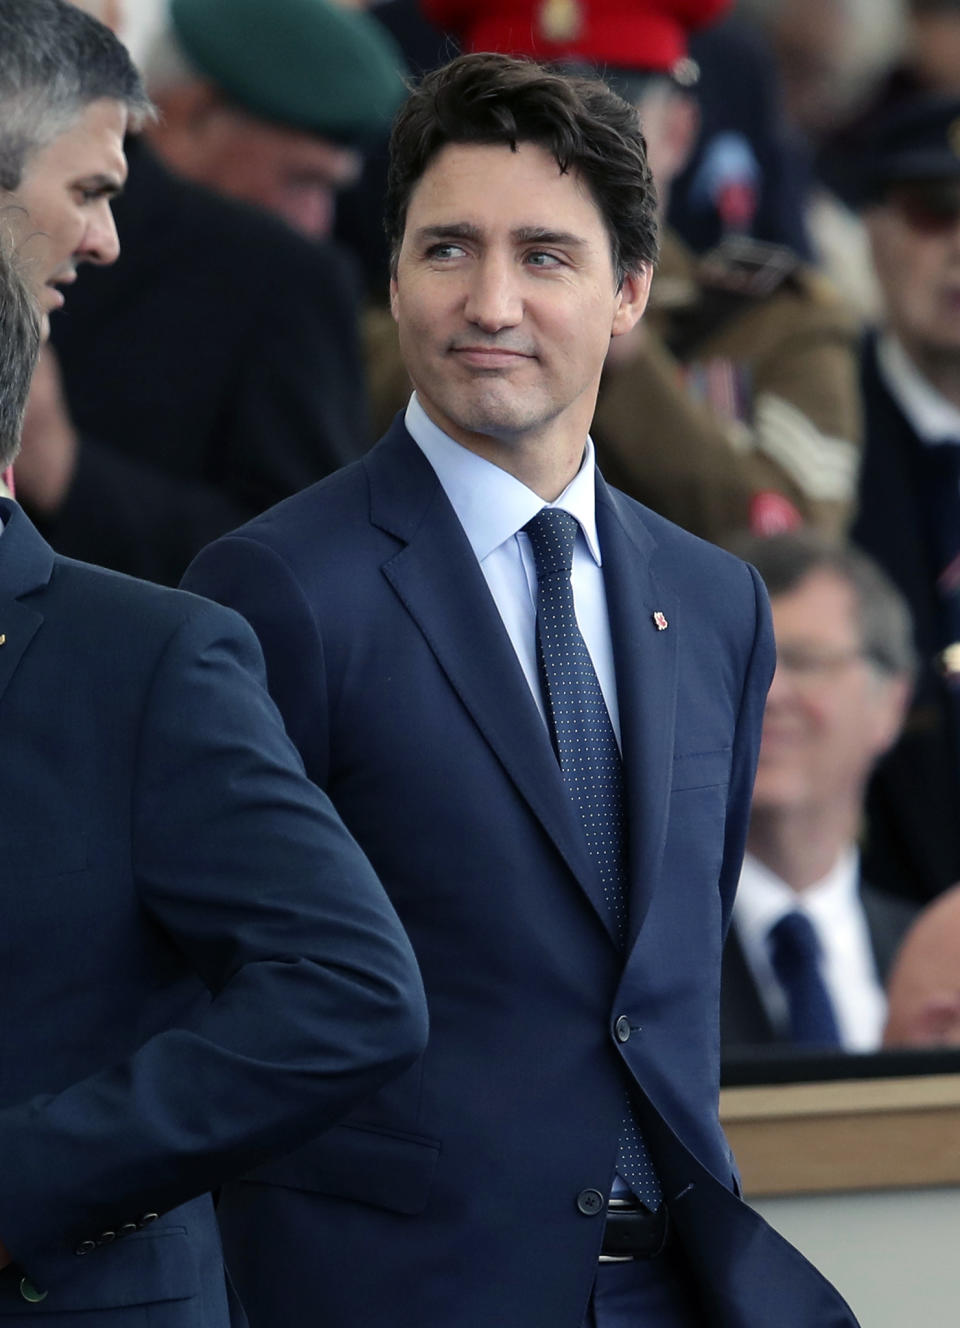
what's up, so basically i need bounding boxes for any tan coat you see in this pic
[594,232,863,543]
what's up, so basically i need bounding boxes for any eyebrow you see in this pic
[412,222,589,250]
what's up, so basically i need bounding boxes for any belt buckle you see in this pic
[598,1197,666,1263]
[600,1196,638,1262]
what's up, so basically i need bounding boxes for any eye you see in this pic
[74,186,110,206]
[525,250,563,269]
[426,242,466,261]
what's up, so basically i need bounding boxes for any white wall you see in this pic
[755,1186,960,1327]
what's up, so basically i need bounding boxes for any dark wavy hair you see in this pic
[385,52,658,287]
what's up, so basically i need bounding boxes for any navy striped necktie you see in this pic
[525,508,662,1210]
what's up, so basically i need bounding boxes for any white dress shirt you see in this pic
[404,393,621,741]
[733,850,887,1051]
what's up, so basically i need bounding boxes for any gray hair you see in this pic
[0,224,41,469]
[730,530,919,681]
[0,0,152,191]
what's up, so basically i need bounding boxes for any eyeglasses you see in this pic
[775,645,867,683]
[884,181,960,235]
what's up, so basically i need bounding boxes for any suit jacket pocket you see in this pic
[0,1227,197,1315]
[240,1122,441,1216]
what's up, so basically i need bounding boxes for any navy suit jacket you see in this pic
[0,500,426,1324]
[184,419,859,1327]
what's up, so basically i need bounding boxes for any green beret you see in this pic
[170,0,408,144]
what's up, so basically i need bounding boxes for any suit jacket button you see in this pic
[74,1241,97,1256]
[98,1230,117,1244]
[576,1188,605,1216]
[614,1015,632,1042]
[118,1223,138,1237]
[137,1213,159,1228]
[19,1277,47,1303]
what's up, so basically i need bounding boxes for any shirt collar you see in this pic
[876,332,960,445]
[404,393,602,566]
[736,847,860,951]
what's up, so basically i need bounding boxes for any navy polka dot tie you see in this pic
[525,508,662,1210]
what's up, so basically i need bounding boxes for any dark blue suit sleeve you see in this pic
[718,561,775,937]
[0,600,426,1291]
[183,535,332,784]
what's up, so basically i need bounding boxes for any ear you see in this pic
[389,276,400,324]
[611,264,653,339]
[870,673,913,759]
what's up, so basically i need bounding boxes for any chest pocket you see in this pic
[672,748,731,792]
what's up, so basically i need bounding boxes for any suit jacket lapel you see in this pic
[365,425,617,937]
[596,480,679,949]
[0,500,53,710]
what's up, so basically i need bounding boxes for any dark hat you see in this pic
[422,0,730,78]
[855,95,960,203]
[169,0,407,145]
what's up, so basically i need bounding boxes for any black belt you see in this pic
[599,1198,669,1261]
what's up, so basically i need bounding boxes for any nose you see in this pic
[80,200,121,267]
[463,253,523,332]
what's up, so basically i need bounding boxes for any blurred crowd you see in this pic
[9,0,960,1059]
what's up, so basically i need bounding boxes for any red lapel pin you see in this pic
[652,612,668,631]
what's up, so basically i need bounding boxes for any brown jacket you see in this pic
[594,232,863,543]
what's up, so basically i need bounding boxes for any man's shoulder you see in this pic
[45,553,255,648]
[603,478,757,585]
[211,420,420,556]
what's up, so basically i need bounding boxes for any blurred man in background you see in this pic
[884,881,960,1046]
[852,95,960,902]
[143,0,406,241]
[721,533,917,1058]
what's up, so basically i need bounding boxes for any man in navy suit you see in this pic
[185,51,858,1327]
[0,36,427,1321]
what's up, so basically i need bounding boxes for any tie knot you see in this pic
[768,910,820,969]
[524,508,579,580]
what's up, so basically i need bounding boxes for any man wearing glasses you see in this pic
[720,532,918,1057]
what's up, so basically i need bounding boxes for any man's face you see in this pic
[4,98,127,337]
[173,106,360,241]
[866,181,960,366]
[752,570,907,819]
[390,141,650,473]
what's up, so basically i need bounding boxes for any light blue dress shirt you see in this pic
[404,393,621,744]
